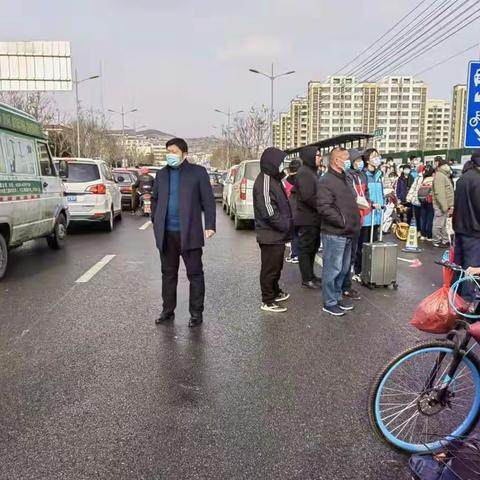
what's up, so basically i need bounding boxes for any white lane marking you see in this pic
[139,221,152,230]
[397,257,415,264]
[75,255,116,283]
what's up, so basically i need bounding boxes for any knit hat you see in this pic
[471,151,480,166]
[435,156,449,167]
[348,148,363,162]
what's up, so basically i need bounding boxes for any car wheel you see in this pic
[104,208,114,232]
[117,211,122,221]
[0,233,8,280]
[230,207,235,220]
[234,214,244,230]
[47,213,67,250]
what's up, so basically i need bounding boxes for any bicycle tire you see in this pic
[368,339,480,453]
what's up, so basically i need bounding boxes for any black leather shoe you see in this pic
[302,280,320,290]
[155,311,175,324]
[188,315,203,328]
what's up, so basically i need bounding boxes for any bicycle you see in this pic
[368,261,480,454]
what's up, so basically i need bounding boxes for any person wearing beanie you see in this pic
[295,146,322,289]
[253,147,293,313]
[453,152,480,284]
[432,156,454,247]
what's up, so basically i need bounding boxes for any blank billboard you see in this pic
[0,41,72,91]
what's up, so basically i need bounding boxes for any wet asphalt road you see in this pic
[0,206,467,479]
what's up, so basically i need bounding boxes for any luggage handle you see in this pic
[370,207,385,243]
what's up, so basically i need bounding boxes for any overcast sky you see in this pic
[3,0,480,137]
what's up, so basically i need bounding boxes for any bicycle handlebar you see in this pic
[434,260,464,273]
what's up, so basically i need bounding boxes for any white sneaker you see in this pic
[275,291,290,302]
[352,274,362,283]
[261,302,287,313]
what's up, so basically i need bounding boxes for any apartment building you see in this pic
[424,99,451,150]
[279,112,292,150]
[290,97,309,148]
[272,121,281,149]
[450,84,467,149]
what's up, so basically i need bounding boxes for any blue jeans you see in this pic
[290,227,300,258]
[420,202,434,238]
[454,234,480,302]
[321,233,352,307]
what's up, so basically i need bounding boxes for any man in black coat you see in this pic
[453,151,480,300]
[253,147,293,313]
[151,138,216,327]
[317,148,361,317]
[295,146,322,289]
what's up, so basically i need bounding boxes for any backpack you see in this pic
[418,183,433,204]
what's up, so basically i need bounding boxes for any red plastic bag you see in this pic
[410,286,467,334]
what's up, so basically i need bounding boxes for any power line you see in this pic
[374,10,480,80]
[346,0,448,77]
[332,0,432,75]
[352,0,465,78]
[413,43,479,76]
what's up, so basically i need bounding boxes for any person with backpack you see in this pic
[418,165,435,240]
[253,147,293,313]
[284,158,302,264]
[432,157,454,247]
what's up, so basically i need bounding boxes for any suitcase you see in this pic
[361,209,398,289]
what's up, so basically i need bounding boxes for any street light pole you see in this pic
[74,69,100,157]
[249,63,295,144]
[214,107,243,169]
[108,107,138,167]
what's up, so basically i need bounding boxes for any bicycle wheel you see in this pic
[368,340,480,453]
[395,223,409,241]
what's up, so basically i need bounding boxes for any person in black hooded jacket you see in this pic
[253,147,293,313]
[295,146,322,289]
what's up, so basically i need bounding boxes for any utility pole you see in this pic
[215,107,244,169]
[108,106,138,167]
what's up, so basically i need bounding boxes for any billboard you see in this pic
[0,41,72,91]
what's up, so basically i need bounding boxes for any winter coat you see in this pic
[346,169,371,225]
[363,169,385,227]
[316,168,361,238]
[453,167,480,239]
[253,148,293,245]
[151,160,216,252]
[406,175,423,206]
[396,174,414,203]
[432,166,454,213]
[295,147,321,227]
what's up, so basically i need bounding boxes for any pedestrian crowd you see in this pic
[253,146,480,316]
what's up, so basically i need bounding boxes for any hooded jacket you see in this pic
[453,165,480,239]
[295,147,321,227]
[317,168,360,238]
[432,165,454,213]
[253,148,293,244]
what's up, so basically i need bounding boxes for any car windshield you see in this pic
[114,172,133,184]
[244,162,260,181]
[65,163,100,183]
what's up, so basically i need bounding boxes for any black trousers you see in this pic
[260,243,285,304]
[354,225,379,275]
[298,226,321,282]
[160,231,204,316]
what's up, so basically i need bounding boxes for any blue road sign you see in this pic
[465,61,480,148]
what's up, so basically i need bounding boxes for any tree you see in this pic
[0,91,56,125]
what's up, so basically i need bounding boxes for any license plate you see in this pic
[67,195,77,202]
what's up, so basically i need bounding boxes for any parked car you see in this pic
[61,158,122,231]
[451,164,463,187]
[229,160,261,230]
[113,168,136,210]
[209,172,224,201]
[222,165,239,215]
[0,102,69,279]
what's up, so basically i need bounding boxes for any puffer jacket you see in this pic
[432,166,454,213]
[406,175,423,206]
[253,148,293,244]
[295,147,321,227]
[363,168,385,227]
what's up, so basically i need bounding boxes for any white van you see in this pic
[0,103,69,279]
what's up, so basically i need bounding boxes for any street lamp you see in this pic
[249,64,295,143]
[214,107,244,169]
[74,69,100,157]
[108,107,138,167]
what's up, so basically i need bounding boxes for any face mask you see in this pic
[404,169,411,176]
[355,160,364,171]
[278,161,285,173]
[166,153,181,168]
[344,160,351,171]
[372,157,382,168]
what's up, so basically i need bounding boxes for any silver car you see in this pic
[229,160,261,230]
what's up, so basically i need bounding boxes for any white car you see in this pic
[222,164,239,215]
[61,158,122,231]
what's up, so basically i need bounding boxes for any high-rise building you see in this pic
[279,113,291,150]
[375,76,427,152]
[424,99,451,150]
[450,84,467,149]
[272,121,281,149]
[290,97,309,148]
